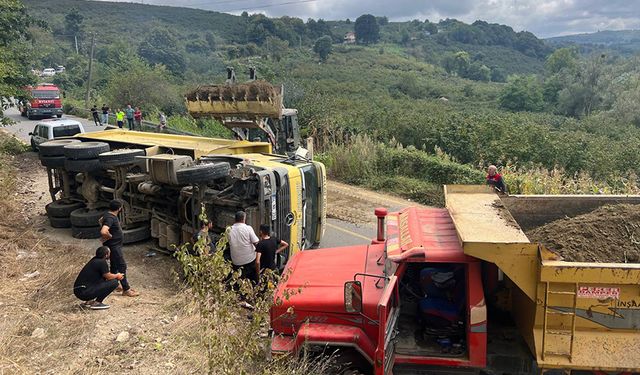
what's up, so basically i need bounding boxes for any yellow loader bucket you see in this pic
[186,80,283,120]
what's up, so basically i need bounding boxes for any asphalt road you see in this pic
[3,107,104,142]
[2,108,376,249]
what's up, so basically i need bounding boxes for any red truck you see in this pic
[19,83,63,120]
[270,186,640,375]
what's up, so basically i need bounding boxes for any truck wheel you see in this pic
[27,113,33,120]
[99,149,145,167]
[123,225,151,244]
[48,216,72,228]
[45,200,85,218]
[63,142,110,160]
[70,208,106,227]
[64,158,102,173]
[175,162,230,185]
[72,225,102,239]
[40,155,66,169]
[39,139,81,157]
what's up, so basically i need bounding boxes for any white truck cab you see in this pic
[29,118,85,151]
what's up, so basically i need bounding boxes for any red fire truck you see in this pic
[19,83,63,120]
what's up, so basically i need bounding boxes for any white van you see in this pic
[41,68,56,77]
[29,118,85,151]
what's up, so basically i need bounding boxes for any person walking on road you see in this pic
[115,109,125,129]
[134,107,142,129]
[158,112,167,133]
[100,200,139,297]
[125,104,135,130]
[73,246,124,310]
[90,104,101,126]
[228,211,259,283]
[255,224,288,273]
[101,104,110,125]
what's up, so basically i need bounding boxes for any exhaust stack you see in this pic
[375,207,388,242]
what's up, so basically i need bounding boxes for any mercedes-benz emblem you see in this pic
[285,212,295,226]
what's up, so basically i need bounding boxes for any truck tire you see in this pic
[63,142,110,160]
[39,139,82,157]
[175,162,230,185]
[72,225,102,239]
[45,200,85,218]
[40,155,66,169]
[70,208,106,228]
[99,149,145,167]
[48,216,72,228]
[123,225,151,244]
[64,158,102,173]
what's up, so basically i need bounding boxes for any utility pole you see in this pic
[84,33,95,109]
[74,34,79,54]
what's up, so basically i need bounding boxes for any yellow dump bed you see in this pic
[76,129,271,159]
[444,185,640,372]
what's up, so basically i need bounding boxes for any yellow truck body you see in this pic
[445,185,640,372]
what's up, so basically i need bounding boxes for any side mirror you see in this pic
[28,132,33,136]
[344,280,363,313]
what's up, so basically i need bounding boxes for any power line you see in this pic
[218,0,317,12]
[152,0,317,12]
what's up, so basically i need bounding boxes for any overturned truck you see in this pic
[38,130,326,262]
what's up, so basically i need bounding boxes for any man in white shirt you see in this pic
[227,211,259,283]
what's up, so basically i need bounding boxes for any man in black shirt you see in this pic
[73,246,123,310]
[100,200,139,297]
[90,104,100,126]
[255,224,289,272]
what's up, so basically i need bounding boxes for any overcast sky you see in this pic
[109,0,640,38]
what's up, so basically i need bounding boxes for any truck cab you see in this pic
[271,186,640,375]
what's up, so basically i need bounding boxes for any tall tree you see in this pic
[138,27,186,76]
[313,35,332,62]
[499,75,544,112]
[0,0,36,124]
[64,8,83,36]
[354,14,380,44]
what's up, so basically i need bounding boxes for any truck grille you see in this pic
[276,175,291,249]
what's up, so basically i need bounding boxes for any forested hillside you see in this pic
[548,30,640,55]
[14,0,640,203]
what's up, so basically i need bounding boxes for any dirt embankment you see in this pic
[527,204,640,263]
[0,152,205,374]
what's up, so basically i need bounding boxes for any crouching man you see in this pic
[73,246,124,310]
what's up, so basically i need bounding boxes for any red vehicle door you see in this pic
[376,275,400,375]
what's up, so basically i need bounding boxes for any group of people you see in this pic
[91,104,167,132]
[91,104,143,130]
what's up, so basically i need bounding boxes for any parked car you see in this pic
[29,118,85,151]
[41,68,56,77]
[55,65,65,73]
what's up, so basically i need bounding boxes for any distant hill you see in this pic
[24,0,549,77]
[547,30,640,55]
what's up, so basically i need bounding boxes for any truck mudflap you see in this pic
[292,323,376,364]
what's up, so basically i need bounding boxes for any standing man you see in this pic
[255,224,288,272]
[90,104,101,126]
[115,108,125,129]
[125,104,135,130]
[134,107,142,129]
[158,112,167,133]
[101,104,110,125]
[73,246,124,310]
[100,200,139,297]
[486,165,507,193]
[228,211,259,283]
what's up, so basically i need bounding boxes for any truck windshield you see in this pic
[32,90,60,99]
[53,125,81,137]
[301,164,319,249]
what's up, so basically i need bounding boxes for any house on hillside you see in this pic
[343,32,356,44]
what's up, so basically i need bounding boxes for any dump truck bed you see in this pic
[444,185,640,372]
[76,129,271,159]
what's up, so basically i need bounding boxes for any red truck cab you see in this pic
[19,83,63,120]
[271,207,494,374]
